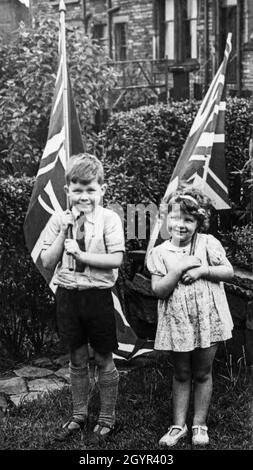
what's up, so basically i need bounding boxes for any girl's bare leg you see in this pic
[192,344,218,425]
[171,351,192,433]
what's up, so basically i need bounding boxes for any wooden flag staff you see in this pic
[59,0,74,271]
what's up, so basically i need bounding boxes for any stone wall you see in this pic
[0,0,29,43]
[84,0,153,60]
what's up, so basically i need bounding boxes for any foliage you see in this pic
[224,98,252,224]
[0,6,117,176]
[100,100,198,249]
[220,223,253,269]
[0,176,56,359]
[111,61,162,111]
[100,98,252,250]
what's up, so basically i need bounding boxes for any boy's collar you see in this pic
[71,205,101,223]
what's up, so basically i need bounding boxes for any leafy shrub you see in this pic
[100,101,198,249]
[224,98,252,224]
[100,98,252,250]
[220,224,253,270]
[0,7,116,176]
[102,100,197,206]
[0,177,56,359]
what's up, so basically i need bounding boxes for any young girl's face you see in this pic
[167,204,198,246]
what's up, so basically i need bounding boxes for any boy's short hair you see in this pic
[65,153,104,185]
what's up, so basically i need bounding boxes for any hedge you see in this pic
[0,177,56,360]
[101,98,252,249]
[0,12,116,177]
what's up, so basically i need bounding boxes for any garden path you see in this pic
[0,354,138,413]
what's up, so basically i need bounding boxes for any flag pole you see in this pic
[59,0,74,270]
[202,32,232,191]
[59,0,70,164]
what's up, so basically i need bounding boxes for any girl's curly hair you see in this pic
[165,185,213,232]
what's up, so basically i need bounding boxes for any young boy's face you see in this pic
[65,178,106,215]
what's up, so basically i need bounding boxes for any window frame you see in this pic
[176,0,198,62]
[92,22,108,46]
[155,0,198,62]
[113,22,127,61]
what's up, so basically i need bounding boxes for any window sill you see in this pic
[169,59,200,73]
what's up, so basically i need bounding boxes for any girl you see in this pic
[147,187,234,447]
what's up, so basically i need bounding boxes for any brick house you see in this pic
[26,1,253,99]
[0,0,29,43]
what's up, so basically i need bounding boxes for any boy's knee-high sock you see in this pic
[69,363,90,421]
[98,367,119,427]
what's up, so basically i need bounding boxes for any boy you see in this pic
[40,153,125,443]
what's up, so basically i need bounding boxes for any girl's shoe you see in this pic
[192,425,209,446]
[159,424,188,447]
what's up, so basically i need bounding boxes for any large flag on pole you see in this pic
[147,33,232,253]
[23,0,146,361]
[24,2,84,287]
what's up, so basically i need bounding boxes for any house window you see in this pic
[221,0,237,5]
[153,0,165,59]
[165,0,174,59]
[219,1,237,84]
[179,0,198,61]
[49,0,81,5]
[154,0,198,61]
[246,0,253,43]
[92,23,107,46]
[114,23,127,61]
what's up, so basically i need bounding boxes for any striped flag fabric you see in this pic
[23,56,84,286]
[147,33,232,252]
[165,33,232,208]
[23,2,145,361]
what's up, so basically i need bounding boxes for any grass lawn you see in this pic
[0,354,252,451]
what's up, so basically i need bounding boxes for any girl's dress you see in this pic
[147,233,233,352]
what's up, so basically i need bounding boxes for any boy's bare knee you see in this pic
[70,344,89,368]
[94,351,114,371]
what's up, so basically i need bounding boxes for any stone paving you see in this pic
[0,354,140,412]
[0,355,71,409]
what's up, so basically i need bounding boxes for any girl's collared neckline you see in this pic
[164,239,192,253]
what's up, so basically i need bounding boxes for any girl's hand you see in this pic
[181,266,207,284]
[64,239,81,259]
[181,255,202,272]
[61,210,74,236]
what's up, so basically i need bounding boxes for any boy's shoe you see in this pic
[87,422,118,445]
[54,416,87,442]
[192,425,209,446]
[159,424,188,447]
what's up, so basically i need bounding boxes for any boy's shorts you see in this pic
[55,287,118,354]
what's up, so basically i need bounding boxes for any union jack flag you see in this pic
[24,1,150,361]
[147,33,232,252]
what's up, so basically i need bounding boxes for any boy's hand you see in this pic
[61,210,74,236]
[64,239,82,259]
[181,266,207,284]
